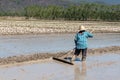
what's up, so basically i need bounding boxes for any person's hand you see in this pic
[90,27,95,33]
[90,29,94,33]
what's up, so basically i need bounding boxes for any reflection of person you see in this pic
[81,61,87,75]
[74,25,93,61]
[74,62,87,80]
[74,64,80,80]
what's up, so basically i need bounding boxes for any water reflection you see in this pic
[74,61,87,80]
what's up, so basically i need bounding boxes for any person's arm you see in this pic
[87,31,93,38]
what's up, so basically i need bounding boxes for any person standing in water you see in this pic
[73,25,93,61]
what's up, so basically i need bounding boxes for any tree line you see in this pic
[0,3,120,21]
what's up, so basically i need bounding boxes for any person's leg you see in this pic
[72,48,81,60]
[81,48,87,61]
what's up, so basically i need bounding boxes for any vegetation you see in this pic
[0,3,120,21]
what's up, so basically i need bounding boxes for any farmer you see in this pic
[73,25,93,61]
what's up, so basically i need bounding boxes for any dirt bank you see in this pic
[0,20,120,35]
[0,46,119,65]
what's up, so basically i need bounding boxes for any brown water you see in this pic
[0,53,120,80]
[0,33,120,57]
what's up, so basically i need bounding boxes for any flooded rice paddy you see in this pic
[0,33,120,80]
[0,33,120,57]
[0,53,120,80]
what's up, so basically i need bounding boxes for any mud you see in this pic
[0,46,119,65]
[0,20,120,35]
[0,53,120,80]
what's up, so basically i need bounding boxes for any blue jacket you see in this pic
[74,31,93,49]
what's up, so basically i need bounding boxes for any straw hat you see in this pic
[79,25,86,31]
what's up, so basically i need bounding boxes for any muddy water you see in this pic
[0,33,120,57]
[0,53,120,80]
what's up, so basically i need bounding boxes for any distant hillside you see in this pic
[69,0,120,4]
[0,0,120,12]
[0,0,73,11]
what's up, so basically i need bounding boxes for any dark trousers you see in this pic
[74,48,87,57]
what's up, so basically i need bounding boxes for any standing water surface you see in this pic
[0,33,120,57]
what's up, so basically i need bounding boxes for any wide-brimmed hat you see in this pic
[79,25,86,31]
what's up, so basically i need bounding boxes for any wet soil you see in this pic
[0,20,120,35]
[0,46,119,65]
[0,52,120,80]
